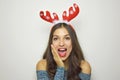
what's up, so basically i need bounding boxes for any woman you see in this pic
[36,23,91,80]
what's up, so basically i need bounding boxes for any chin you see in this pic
[61,57,68,61]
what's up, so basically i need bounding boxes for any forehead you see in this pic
[53,27,69,36]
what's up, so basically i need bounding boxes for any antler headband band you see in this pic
[39,3,80,24]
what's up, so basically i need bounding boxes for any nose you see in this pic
[59,40,64,47]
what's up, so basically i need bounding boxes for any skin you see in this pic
[51,44,64,67]
[52,27,72,61]
[36,27,91,74]
[36,59,91,74]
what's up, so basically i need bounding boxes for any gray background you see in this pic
[0,0,120,80]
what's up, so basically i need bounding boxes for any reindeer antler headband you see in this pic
[39,3,80,25]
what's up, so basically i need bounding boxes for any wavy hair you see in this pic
[43,23,85,80]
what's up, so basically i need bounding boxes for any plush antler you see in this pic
[40,11,59,23]
[62,3,80,22]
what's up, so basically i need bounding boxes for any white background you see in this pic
[0,0,120,80]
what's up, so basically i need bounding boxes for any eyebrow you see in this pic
[53,34,70,37]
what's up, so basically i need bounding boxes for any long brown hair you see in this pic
[43,23,85,80]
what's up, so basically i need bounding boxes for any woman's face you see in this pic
[52,27,72,61]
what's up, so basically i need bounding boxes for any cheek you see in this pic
[52,41,58,48]
[67,41,72,51]
[68,44,72,51]
[65,41,72,47]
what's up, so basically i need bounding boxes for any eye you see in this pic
[65,36,71,40]
[53,37,58,41]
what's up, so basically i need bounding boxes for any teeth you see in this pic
[60,49,65,50]
[58,48,67,51]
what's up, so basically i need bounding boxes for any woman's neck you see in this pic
[63,59,69,70]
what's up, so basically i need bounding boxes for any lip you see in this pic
[57,48,67,57]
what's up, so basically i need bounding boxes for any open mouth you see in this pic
[58,48,67,57]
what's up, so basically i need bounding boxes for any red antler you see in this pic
[40,11,59,23]
[62,3,80,22]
